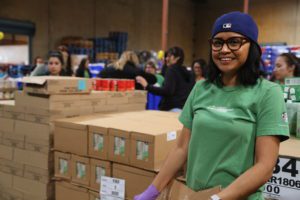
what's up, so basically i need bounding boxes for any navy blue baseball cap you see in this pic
[211,11,259,45]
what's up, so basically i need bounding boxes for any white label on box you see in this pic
[96,166,106,184]
[136,141,149,161]
[263,157,300,200]
[114,137,125,156]
[76,162,86,179]
[94,133,104,151]
[100,176,125,200]
[167,131,177,141]
[59,158,68,175]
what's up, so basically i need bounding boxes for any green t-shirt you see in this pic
[155,74,164,87]
[84,70,90,78]
[179,79,289,200]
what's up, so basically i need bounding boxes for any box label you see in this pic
[167,131,177,141]
[100,176,125,200]
[114,137,125,156]
[263,157,300,200]
[76,162,86,179]
[96,166,106,184]
[59,158,68,175]
[136,141,149,161]
[78,80,87,91]
[93,133,104,152]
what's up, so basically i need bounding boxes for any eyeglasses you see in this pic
[209,37,249,51]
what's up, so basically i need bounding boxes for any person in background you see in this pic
[47,51,66,76]
[144,61,164,86]
[76,58,91,78]
[58,45,73,76]
[99,51,156,90]
[136,46,194,112]
[273,52,300,84]
[134,11,289,200]
[191,58,207,82]
[31,56,44,72]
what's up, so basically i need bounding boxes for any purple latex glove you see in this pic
[134,184,160,200]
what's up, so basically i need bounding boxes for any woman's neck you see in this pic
[222,73,238,86]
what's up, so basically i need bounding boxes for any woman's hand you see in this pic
[136,76,148,89]
[134,184,160,200]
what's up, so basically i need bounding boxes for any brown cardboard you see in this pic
[55,181,89,200]
[117,103,146,112]
[126,90,147,103]
[89,158,111,191]
[93,104,118,113]
[279,137,300,158]
[2,132,25,149]
[0,117,15,133]
[167,180,221,200]
[71,154,90,186]
[108,128,131,164]
[24,165,50,184]
[15,120,53,140]
[0,171,13,187]
[0,187,23,200]
[25,113,50,124]
[14,148,49,169]
[0,144,14,160]
[13,175,50,198]
[88,124,109,160]
[25,136,51,154]
[106,91,129,105]
[0,159,24,177]
[54,151,72,180]
[22,76,92,95]
[89,190,100,200]
[112,163,157,200]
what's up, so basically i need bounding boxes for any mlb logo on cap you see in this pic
[223,23,232,29]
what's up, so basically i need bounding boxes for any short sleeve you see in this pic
[179,81,203,129]
[256,85,290,141]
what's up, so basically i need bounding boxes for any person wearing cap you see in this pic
[134,11,289,200]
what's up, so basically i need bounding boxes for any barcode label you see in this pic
[285,78,300,85]
[100,176,125,199]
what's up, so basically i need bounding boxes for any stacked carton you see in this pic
[0,76,147,200]
[53,111,183,200]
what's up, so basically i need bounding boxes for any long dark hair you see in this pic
[279,53,300,77]
[206,41,261,86]
[167,46,185,66]
[76,58,91,78]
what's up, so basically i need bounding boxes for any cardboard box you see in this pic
[90,158,111,191]
[167,180,221,200]
[24,165,50,184]
[117,103,146,112]
[13,175,51,198]
[15,120,53,140]
[89,190,100,200]
[54,151,72,180]
[106,91,129,105]
[0,144,14,160]
[25,113,51,124]
[126,90,147,103]
[0,171,13,187]
[71,154,90,186]
[0,187,23,200]
[279,137,300,158]
[130,125,180,171]
[14,148,49,169]
[112,163,157,200]
[55,181,89,200]
[22,76,92,95]
[88,123,109,160]
[108,127,131,164]
[0,117,15,133]
[2,133,25,149]
[25,136,51,154]
[0,159,24,177]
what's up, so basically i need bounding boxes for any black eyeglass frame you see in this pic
[208,37,250,52]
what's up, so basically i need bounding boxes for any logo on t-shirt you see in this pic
[281,112,288,123]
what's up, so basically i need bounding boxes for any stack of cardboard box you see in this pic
[53,111,183,200]
[0,76,147,200]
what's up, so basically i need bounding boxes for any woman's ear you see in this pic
[289,64,296,73]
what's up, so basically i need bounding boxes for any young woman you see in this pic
[135,11,289,200]
[191,58,207,82]
[136,46,194,111]
[76,58,92,78]
[273,52,300,84]
[47,51,66,76]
